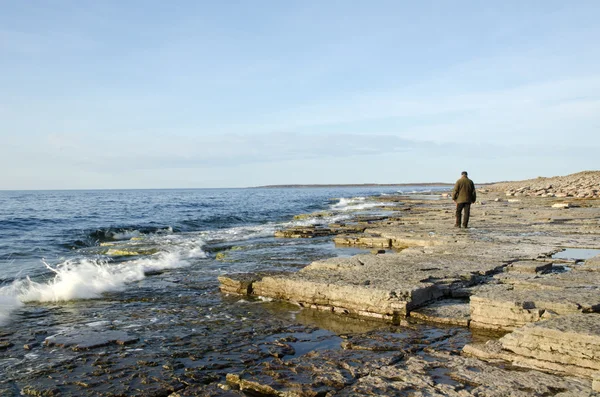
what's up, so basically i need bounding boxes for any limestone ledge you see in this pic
[252,275,440,320]
[220,240,556,323]
[464,313,600,381]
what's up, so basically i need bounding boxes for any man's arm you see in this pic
[471,181,476,203]
[452,182,459,201]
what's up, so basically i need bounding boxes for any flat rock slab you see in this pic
[410,299,470,327]
[275,226,333,238]
[465,313,600,380]
[218,275,255,295]
[333,235,392,248]
[505,260,554,274]
[252,242,556,322]
[218,271,291,295]
[44,329,138,350]
[496,269,600,291]
[470,285,600,331]
[501,318,600,372]
[583,254,600,272]
[253,276,424,321]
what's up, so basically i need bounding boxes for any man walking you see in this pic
[452,171,476,228]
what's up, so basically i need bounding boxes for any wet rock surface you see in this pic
[274,225,334,238]
[3,172,600,395]
[44,329,139,350]
[217,171,600,392]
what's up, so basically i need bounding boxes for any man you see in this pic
[452,171,476,228]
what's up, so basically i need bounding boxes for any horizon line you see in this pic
[0,181,502,192]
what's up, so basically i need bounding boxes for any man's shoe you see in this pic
[454,224,460,228]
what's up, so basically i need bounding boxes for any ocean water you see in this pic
[0,186,456,395]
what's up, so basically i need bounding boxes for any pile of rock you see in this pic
[489,170,600,199]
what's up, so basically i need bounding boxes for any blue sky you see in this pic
[1,1,599,189]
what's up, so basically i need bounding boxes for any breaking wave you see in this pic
[0,249,201,325]
[332,197,384,211]
[85,226,175,244]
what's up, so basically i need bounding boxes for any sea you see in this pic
[0,186,466,395]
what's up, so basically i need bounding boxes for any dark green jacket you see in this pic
[452,176,476,203]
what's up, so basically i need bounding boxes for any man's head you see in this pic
[461,171,468,176]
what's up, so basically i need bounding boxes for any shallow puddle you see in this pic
[552,248,600,260]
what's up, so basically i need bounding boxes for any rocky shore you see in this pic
[217,171,600,396]
[488,170,600,199]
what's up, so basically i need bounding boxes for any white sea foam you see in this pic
[111,226,173,241]
[201,224,276,243]
[291,213,351,227]
[111,230,142,240]
[0,295,22,326]
[282,196,391,227]
[0,249,195,325]
[332,197,383,212]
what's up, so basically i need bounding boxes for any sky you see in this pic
[1,1,599,189]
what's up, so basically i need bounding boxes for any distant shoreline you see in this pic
[253,183,455,188]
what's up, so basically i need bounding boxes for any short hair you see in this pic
[461,171,468,176]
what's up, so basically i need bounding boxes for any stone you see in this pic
[218,274,258,295]
[0,340,14,350]
[293,211,332,220]
[581,254,600,272]
[465,313,600,380]
[505,261,553,274]
[275,226,333,238]
[409,299,470,326]
[329,224,367,234]
[501,314,600,371]
[333,235,392,248]
[469,286,600,331]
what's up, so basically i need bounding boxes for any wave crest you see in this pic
[0,251,192,325]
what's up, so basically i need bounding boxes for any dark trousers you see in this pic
[455,202,471,228]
